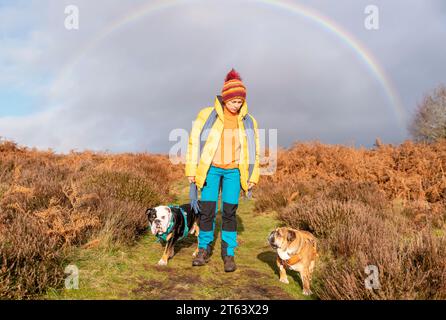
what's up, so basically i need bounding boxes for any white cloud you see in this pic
[1,0,445,152]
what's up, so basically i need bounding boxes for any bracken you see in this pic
[0,140,183,299]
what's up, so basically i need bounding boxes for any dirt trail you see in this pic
[47,180,309,300]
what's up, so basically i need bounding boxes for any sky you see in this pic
[0,0,445,153]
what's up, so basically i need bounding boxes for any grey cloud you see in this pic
[1,0,445,153]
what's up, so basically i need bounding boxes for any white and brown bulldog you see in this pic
[268,227,318,296]
[146,203,200,266]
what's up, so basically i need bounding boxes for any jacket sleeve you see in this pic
[185,108,210,177]
[249,116,261,184]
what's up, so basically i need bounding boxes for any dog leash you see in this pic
[189,183,201,214]
[242,188,253,202]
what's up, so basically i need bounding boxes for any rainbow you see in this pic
[53,0,406,131]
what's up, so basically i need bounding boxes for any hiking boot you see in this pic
[192,248,210,266]
[223,255,237,272]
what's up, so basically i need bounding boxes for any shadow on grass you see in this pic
[257,251,303,289]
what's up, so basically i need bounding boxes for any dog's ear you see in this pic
[145,208,156,219]
[287,230,296,243]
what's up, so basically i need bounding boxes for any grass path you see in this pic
[47,179,310,300]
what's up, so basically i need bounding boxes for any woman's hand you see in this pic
[188,176,196,184]
[248,182,256,190]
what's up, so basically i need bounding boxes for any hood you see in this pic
[214,95,249,121]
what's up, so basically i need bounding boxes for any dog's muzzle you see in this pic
[153,219,163,234]
[268,231,278,249]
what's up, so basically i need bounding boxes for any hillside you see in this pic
[1,139,445,299]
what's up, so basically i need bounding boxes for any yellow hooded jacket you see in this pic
[185,95,260,195]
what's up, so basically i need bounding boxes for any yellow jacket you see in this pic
[185,95,260,195]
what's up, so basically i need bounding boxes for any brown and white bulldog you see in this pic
[268,227,318,296]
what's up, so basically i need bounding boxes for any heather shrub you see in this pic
[255,140,446,299]
[0,140,182,298]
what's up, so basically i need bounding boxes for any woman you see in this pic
[185,68,260,272]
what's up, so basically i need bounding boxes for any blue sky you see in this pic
[0,0,445,153]
[0,88,36,116]
[0,0,50,117]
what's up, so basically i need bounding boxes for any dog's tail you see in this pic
[305,236,319,259]
[313,240,319,259]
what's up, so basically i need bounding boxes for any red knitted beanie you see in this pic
[222,68,247,103]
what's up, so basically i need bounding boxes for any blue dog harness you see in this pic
[155,204,189,243]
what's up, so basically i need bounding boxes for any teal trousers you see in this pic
[198,165,241,257]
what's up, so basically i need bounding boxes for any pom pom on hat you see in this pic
[225,68,243,82]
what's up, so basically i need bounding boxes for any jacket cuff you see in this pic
[185,164,197,177]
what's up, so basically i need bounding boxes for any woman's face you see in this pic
[225,98,244,114]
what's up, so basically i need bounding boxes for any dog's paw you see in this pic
[279,277,289,284]
[157,259,168,266]
[302,289,313,296]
